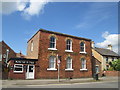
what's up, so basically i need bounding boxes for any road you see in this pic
[3,81,119,88]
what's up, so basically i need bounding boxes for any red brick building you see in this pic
[0,41,16,79]
[8,29,93,79]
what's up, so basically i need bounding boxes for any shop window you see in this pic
[14,64,23,73]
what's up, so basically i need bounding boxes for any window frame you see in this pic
[14,64,23,73]
[47,56,57,71]
[48,36,57,50]
[106,57,108,63]
[80,58,87,71]
[65,39,73,52]
[80,42,86,54]
[65,57,74,71]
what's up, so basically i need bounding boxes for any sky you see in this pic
[1,0,119,55]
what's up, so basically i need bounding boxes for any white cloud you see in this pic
[1,0,49,19]
[96,31,119,54]
[23,0,48,16]
[1,2,18,15]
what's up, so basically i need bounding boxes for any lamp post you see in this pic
[57,54,60,82]
[6,49,9,64]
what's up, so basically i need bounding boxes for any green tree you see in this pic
[111,59,120,71]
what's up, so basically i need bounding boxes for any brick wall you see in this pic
[0,41,16,79]
[105,71,119,76]
[35,30,93,79]
[27,31,40,59]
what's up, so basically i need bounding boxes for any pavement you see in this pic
[2,76,119,88]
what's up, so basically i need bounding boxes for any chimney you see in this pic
[91,41,95,48]
[19,51,22,57]
[107,44,112,50]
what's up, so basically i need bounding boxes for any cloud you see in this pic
[1,0,49,19]
[96,31,119,54]
[1,2,18,15]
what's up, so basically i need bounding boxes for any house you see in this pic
[8,29,93,79]
[0,41,16,79]
[92,41,119,76]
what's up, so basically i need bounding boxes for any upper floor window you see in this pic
[50,36,56,49]
[66,39,72,51]
[80,42,85,52]
[31,41,34,51]
[106,57,108,63]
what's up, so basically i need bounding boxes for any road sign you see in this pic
[57,59,60,64]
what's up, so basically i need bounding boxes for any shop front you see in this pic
[8,58,38,79]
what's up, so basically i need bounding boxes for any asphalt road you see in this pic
[3,81,119,88]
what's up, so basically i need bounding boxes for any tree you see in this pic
[110,59,120,71]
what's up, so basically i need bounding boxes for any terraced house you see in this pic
[8,29,93,79]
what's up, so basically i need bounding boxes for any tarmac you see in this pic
[2,76,119,86]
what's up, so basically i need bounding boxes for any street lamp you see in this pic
[6,49,9,64]
[57,54,61,82]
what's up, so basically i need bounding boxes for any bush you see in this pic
[110,59,120,71]
[108,67,114,71]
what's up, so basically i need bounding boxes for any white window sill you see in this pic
[65,69,74,71]
[47,68,57,71]
[80,69,88,71]
[79,52,87,54]
[48,48,57,51]
[13,71,23,73]
[65,50,73,52]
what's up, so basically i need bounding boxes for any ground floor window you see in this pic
[66,57,72,69]
[49,56,56,69]
[81,58,86,69]
[14,64,23,73]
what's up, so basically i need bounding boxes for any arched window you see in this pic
[66,57,72,69]
[50,36,56,48]
[66,39,72,50]
[81,58,86,69]
[80,42,85,52]
[49,56,56,69]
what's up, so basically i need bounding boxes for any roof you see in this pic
[8,57,38,62]
[94,47,119,57]
[16,52,25,58]
[27,28,91,42]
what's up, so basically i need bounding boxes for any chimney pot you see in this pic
[91,41,95,48]
[107,44,112,50]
